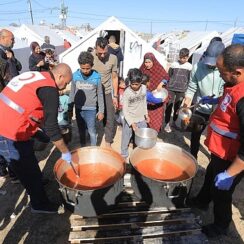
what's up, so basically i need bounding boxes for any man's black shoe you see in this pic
[31,202,59,214]
[186,197,209,211]
[202,223,228,238]
[0,164,8,177]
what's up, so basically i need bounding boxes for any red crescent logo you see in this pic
[19,73,35,81]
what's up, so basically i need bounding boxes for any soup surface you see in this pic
[60,163,121,190]
[135,159,190,181]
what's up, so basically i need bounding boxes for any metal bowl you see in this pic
[152,88,168,100]
[134,128,158,149]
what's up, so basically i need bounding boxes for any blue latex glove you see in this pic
[200,96,218,105]
[214,170,235,190]
[161,79,168,85]
[61,152,72,164]
[147,91,163,104]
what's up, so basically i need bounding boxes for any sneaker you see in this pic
[186,197,209,211]
[202,223,228,238]
[164,123,172,133]
[11,177,20,184]
[0,164,8,178]
[31,203,59,214]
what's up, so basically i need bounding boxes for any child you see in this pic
[164,48,192,133]
[121,68,149,159]
[115,77,128,125]
[44,49,57,70]
[68,51,104,146]
[58,90,72,144]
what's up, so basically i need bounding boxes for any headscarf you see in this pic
[140,52,169,91]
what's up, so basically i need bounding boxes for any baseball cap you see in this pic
[203,41,225,66]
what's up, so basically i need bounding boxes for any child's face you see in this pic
[80,63,92,76]
[179,56,189,64]
[130,82,141,91]
[119,80,126,88]
[46,53,52,58]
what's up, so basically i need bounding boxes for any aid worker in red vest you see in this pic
[0,63,73,214]
[187,44,244,238]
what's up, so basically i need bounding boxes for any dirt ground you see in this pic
[0,122,244,244]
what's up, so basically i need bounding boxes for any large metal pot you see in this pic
[134,128,158,149]
[129,142,198,208]
[54,146,126,216]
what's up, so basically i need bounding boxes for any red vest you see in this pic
[205,82,244,161]
[0,71,56,141]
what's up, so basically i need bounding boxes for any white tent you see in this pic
[9,24,67,72]
[54,29,81,46]
[192,27,244,65]
[167,31,219,63]
[59,16,167,78]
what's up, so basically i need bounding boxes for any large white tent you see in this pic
[59,16,167,78]
[150,30,219,64]
[192,27,244,65]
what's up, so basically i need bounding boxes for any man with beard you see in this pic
[0,29,22,179]
[92,37,118,147]
[188,44,244,238]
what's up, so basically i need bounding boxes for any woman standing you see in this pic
[29,42,49,71]
[140,53,169,132]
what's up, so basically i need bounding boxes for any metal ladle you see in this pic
[70,161,80,188]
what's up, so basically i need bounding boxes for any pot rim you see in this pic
[129,142,198,183]
[53,146,126,192]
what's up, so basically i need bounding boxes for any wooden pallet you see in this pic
[68,174,207,243]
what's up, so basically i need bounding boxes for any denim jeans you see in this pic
[121,120,147,158]
[0,135,50,209]
[76,109,97,146]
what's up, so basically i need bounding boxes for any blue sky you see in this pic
[0,0,244,34]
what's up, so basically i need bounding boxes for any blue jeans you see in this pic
[76,109,97,146]
[0,135,50,209]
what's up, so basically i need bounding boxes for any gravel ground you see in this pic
[0,122,243,244]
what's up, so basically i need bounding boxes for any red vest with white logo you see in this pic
[0,71,56,141]
[205,82,244,161]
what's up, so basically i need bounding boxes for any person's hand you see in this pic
[214,171,235,190]
[61,152,72,164]
[200,96,218,105]
[112,97,118,109]
[182,97,192,108]
[5,50,13,59]
[37,60,44,67]
[131,123,137,131]
[97,112,104,121]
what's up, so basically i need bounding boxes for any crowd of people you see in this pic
[0,28,244,239]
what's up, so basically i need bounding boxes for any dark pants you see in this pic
[196,154,244,228]
[0,135,49,209]
[104,93,116,143]
[165,90,185,124]
[190,111,210,158]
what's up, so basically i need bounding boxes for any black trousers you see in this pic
[190,111,210,158]
[196,154,244,228]
[164,90,185,124]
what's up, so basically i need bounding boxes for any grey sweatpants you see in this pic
[121,120,147,158]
